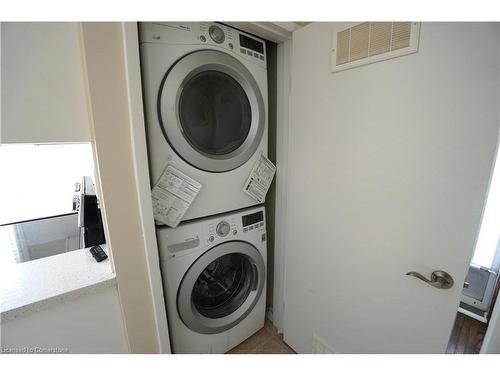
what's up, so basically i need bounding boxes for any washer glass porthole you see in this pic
[176,241,265,334]
[192,253,254,319]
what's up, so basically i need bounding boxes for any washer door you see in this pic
[177,241,265,334]
[158,50,265,172]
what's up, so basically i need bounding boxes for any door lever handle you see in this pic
[405,270,454,289]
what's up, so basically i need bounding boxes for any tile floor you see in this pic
[227,320,296,354]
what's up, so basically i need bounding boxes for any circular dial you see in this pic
[216,221,231,237]
[209,25,225,44]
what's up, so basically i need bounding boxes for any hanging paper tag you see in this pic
[151,165,202,227]
[243,154,276,203]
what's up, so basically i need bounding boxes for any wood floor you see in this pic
[446,312,487,354]
[227,320,296,354]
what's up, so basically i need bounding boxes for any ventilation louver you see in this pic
[331,22,420,73]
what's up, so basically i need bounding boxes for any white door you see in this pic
[282,22,500,353]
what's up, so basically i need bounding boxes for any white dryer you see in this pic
[139,22,268,221]
[157,206,267,353]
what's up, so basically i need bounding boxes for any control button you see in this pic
[228,43,234,49]
[209,25,225,44]
[240,48,246,53]
[260,222,264,227]
[260,55,264,60]
[249,225,254,230]
[243,228,248,232]
[253,52,259,58]
[209,235,214,242]
[233,229,237,235]
[246,50,253,56]
[200,35,206,42]
[216,221,231,237]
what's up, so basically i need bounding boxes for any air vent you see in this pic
[331,22,420,73]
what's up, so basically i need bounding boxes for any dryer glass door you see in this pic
[159,50,266,172]
[177,241,265,334]
[178,70,252,156]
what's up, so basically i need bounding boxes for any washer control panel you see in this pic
[205,208,265,245]
[241,210,265,233]
[161,207,266,258]
[208,218,237,243]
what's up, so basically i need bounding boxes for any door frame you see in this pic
[272,38,293,334]
[122,21,293,349]
[120,22,172,353]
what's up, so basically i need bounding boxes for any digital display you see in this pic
[242,211,264,227]
[239,34,264,54]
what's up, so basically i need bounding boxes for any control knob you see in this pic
[209,25,225,44]
[216,221,230,237]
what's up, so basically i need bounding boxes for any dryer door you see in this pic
[158,50,265,172]
[177,241,265,334]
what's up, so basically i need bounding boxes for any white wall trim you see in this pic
[121,22,171,354]
[480,24,500,353]
[81,22,161,353]
[272,39,293,334]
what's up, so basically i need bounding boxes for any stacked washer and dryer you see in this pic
[139,22,269,353]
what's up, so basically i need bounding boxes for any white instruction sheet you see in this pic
[243,153,276,203]
[151,165,202,228]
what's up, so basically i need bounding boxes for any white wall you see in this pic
[1,23,91,143]
[0,22,132,354]
[283,22,500,353]
[121,23,171,353]
[1,283,128,353]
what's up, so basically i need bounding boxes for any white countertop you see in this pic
[1,244,115,319]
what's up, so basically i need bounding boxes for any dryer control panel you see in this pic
[139,22,267,69]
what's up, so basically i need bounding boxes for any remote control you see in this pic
[90,245,108,262]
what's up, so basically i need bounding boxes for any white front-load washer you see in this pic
[139,22,268,222]
[157,205,267,353]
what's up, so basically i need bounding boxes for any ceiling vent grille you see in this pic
[331,22,420,73]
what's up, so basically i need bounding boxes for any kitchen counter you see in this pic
[0,244,115,320]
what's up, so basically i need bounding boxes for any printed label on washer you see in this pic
[151,165,202,227]
[243,153,276,203]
